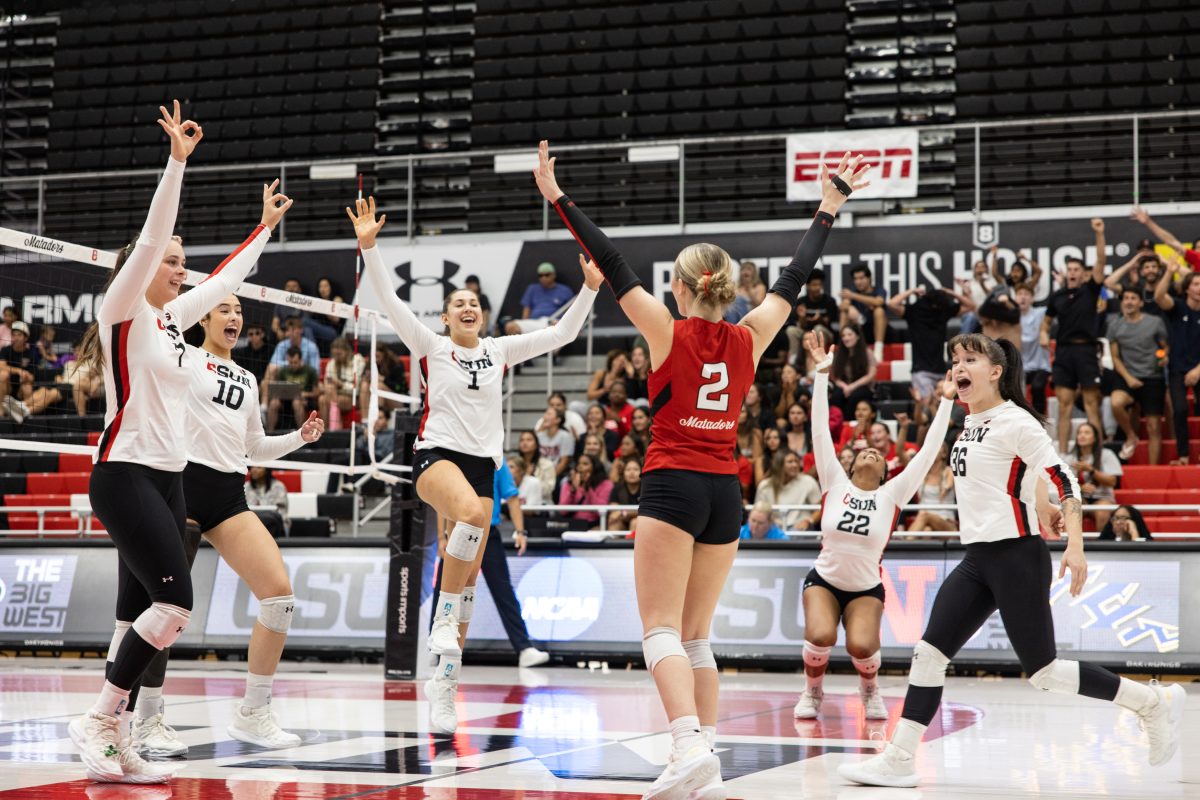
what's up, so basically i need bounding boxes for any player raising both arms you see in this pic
[346,197,600,734]
[131,289,323,759]
[71,102,292,784]
[536,139,869,800]
[794,330,954,722]
[839,333,1185,788]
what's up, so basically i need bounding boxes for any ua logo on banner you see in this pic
[393,260,461,302]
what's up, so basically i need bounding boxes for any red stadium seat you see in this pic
[58,453,94,472]
[875,362,891,381]
[25,472,91,494]
[1139,417,1200,441]
[87,431,102,446]
[1127,441,1179,465]
[1122,466,1200,490]
[1142,516,1200,535]
[272,471,302,492]
[3,494,72,508]
[1113,488,1200,513]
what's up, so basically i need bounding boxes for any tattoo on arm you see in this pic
[1061,497,1081,521]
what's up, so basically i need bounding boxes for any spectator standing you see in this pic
[1107,287,1169,463]
[536,407,575,477]
[245,465,288,538]
[1070,422,1122,532]
[956,259,995,334]
[558,452,613,529]
[829,323,876,415]
[505,262,576,334]
[755,450,821,530]
[991,245,1043,291]
[888,286,968,410]
[840,265,889,361]
[514,430,556,501]
[1131,206,1200,272]
[265,347,318,432]
[1155,263,1200,465]
[234,322,273,384]
[1043,219,1107,453]
[740,501,787,541]
[1015,284,1052,417]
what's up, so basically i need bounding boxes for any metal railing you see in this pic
[3,109,1199,246]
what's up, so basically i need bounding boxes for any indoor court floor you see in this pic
[0,660,1195,799]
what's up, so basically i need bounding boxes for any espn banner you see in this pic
[0,543,1191,671]
[786,128,919,201]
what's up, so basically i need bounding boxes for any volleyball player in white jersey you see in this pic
[839,333,1186,788]
[346,197,600,733]
[130,292,324,757]
[794,331,954,721]
[69,102,293,783]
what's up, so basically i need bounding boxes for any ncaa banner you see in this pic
[786,128,919,201]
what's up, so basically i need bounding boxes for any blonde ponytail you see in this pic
[674,243,736,310]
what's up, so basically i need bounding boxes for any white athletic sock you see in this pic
[436,654,462,683]
[137,685,164,719]
[669,714,705,754]
[92,681,131,719]
[700,724,716,749]
[243,672,274,709]
[436,591,462,621]
[890,718,927,757]
[853,651,882,693]
[1114,677,1157,714]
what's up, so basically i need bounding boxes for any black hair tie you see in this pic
[831,175,853,197]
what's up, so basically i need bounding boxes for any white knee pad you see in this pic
[1029,659,1080,694]
[446,522,484,561]
[107,620,132,661]
[852,651,882,677]
[642,627,687,673]
[460,586,475,624]
[909,640,951,687]
[257,595,295,634]
[682,639,717,671]
[132,602,191,650]
[803,641,832,668]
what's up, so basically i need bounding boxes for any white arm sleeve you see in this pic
[886,398,954,503]
[811,369,843,489]
[1017,416,1082,502]
[98,158,186,325]
[245,382,306,463]
[497,286,598,367]
[361,246,439,359]
[166,224,271,329]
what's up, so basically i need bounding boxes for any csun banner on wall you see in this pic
[786,128,920,201]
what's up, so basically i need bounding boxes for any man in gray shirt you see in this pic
[1107,286,1169,463]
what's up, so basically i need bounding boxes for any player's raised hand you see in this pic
[803,330,834,372]
[578,253,603,291]
[533,140,565,204]
[345,196,387,249]
[260,179,293,232]
[158,99,203,162]
[819,151,871,212]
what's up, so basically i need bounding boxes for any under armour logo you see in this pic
[162,576,174,583]
[175,626,184,633]
[286,606,294,613]
[393,259,460,302]
[468,534,479,542]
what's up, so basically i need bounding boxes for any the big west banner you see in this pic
[1,212,1193,338]
[786,128,919,200]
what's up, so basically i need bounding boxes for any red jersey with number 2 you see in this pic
[643,317,756,476]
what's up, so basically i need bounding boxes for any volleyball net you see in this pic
[0,224,417,536]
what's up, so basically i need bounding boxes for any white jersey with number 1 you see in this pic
[811,370,954,592]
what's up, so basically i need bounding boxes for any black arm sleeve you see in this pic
[768,211,836,303]
[552,195,644,300]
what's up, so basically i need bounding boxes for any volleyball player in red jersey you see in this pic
[535,141,870,800]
